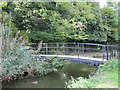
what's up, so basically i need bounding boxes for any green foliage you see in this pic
[103,1,118,41]
[66,76,93,88]
[0,26,37,77]
[66,59,118,88]
[3,2,118,43]
[47,57,67,68]
[98,59,118,72]
[0,26,67,82]
[29,31,58,42]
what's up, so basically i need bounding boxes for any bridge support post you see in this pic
[106,42,109,60]
[57,43,59,57]
[63,43,65,55]
[110,45,112,59]
[45,43,48,55]
[78,43,80,59]
[102,46,105,61]
[82,44,84,55]
[111,45,114,59]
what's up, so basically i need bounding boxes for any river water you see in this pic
[3,63,97,88]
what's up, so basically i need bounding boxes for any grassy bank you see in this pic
[66,58,119,88]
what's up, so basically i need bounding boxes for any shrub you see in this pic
[0,27,68,82]
[65,58,118,88]
[47,57,67,68]
[0,27,49,82]
[98,59,118,72]
[66,76,94,88]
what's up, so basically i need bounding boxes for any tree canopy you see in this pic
[2,1,119,43]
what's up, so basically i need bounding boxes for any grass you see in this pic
[66,58,119,88]
[91,70,118,88]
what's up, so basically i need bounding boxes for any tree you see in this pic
[101,1,118,43]
[2,2,118,43]
[4,2,88,43]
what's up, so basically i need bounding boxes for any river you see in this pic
[3,63,97,88]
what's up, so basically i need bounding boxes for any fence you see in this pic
[31,42,119,61]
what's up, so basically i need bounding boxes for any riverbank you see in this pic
[66,58,119,88]
[3,63,97,88]
[1,55,67,84]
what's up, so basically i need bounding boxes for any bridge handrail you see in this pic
[42,47,103,51]
[29,42,118,47]
[42,43,119,47]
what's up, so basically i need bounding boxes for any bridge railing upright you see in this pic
[30,42,119,61]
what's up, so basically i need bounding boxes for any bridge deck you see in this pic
[36,55,106,62]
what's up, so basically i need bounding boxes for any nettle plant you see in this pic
[0,27,68,82]
[1,27,33,76]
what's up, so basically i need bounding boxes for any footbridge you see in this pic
[32,43,118,68]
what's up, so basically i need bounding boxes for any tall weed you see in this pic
[0,27,67,82]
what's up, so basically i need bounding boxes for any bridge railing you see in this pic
[30,42,119,61]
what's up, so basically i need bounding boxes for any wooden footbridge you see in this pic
[32,42,118,68]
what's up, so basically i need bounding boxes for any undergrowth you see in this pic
[0,27,67,83]
[66,58,119,88]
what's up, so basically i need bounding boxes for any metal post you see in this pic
[82,44,84,55]
[75,43,76,55]
[111,45,114,58]
[63,43,65,55]
[114,45,116,58]
[106,42,109,60]
[115,44,118,59]
[117,44,119,58]
[110,45,113,59]
[102,46,105,61]
[78,43,80,59]
[46,43,48,55]
[57,43,59,57]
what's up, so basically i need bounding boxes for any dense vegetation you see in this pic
[0,1,119,88]
[0,26,67,82]
[1,1,119,43]
[66,58,119,88]
[0,27,67,82]
[0,2,68,82]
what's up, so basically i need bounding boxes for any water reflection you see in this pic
[3,63,97,88]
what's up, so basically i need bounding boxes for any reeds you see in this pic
[0,26,67,84]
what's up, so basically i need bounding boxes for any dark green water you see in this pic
[3,63,97,88]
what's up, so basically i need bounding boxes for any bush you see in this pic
[0,27,42,81]
[0,27,68,83]
[0,27,61,82]
[65,58,118,88]
[98,59,118,72]
[47,57,67,68]
[66,76,94,88]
